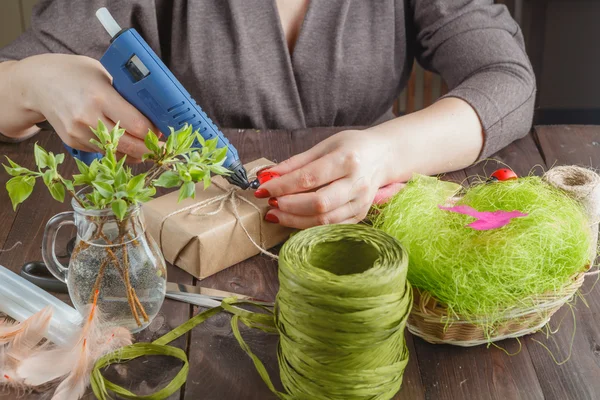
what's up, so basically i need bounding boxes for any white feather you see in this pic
[50,338,90,400]
[6,306,52,361]
[5,293,132,400]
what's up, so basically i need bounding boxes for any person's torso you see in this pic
[147,0,414,129]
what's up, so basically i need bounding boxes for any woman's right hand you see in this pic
[15,54,158,160]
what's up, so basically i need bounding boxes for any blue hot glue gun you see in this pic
[62,8,251,189]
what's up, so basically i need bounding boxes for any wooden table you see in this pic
[1,125,599,400]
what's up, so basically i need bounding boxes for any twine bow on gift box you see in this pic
[157,164,280,260]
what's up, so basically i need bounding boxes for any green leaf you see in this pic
[136,186,156,203]
[142,153,154,162]
[105,150,117,169]
[73,174,88,186]
[203,173,212,190]
[116,156,127,172]
[189,152,200,163]
[3,157,32,177]
[209,165,231,175]
[89,138,104,151]
[115,168,127,187]
[165,133,175,154]
[111,199,127,220]
[6,175,35,210]
[154,171,181,188]
[63,179,74,192]
[110,122,126,144]
[189,167,206,182]
[48,181,65,202]
[34,143,51,169]
[89,160,100,177]
[212,146,228,163]
[176,125,192,149]
[114,190,129,199]
[206,138,218,153]
[178,181,195,202]
[93,119,110,143]
[144,130,160,153]
[127,173,146,193]
[179,169,192,183]
[92,181,114,198]
[54,153,65,165]
[74,158,90,175]
[181,134,196,152]
[195,132,205,147]
[42,169,54,186]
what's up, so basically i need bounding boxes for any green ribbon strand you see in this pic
[90,224,412,400]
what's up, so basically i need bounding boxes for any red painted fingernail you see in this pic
[158,132,164,139]
[254,189,270,198]
[257,170,280,185]
[264,213,279,224]
[268,197,278,208]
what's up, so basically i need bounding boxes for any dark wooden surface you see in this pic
[1,125,599,400]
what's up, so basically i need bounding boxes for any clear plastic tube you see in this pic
[0,291,79,346]
[0,266,82,326]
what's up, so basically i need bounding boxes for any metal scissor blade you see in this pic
[166,282,274,306]
[165,292,223,308]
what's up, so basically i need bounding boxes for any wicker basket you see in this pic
[407,271,587,347]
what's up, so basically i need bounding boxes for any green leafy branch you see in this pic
[3,119,230,220]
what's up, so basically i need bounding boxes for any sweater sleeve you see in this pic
[410,0,536,159]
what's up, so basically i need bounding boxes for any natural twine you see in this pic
[544,166,600,276]
[0,241,22,253]
[158,164,279,260]
[91,224,413,400]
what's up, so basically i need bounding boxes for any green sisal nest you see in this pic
[372,174,592,327]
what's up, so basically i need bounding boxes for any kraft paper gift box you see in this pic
[143,158,293,279]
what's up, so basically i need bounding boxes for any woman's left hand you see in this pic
[254,129,395,229]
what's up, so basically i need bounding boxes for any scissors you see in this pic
[20,238,274,306]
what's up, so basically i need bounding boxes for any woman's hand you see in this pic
[255,98,485,229]
[255,129,396,229]
[11,54,159,160]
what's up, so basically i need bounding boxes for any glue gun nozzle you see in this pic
[249,179,260,190]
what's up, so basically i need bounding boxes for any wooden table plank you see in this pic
[526,125,600,400]
[534,125,600,168]
[184,129,291,400]
[0,135,38,250]
[0,131,75,301]
[1,125,597,400]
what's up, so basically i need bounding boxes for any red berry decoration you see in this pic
[490,168,518,181]
[257,169,280,185]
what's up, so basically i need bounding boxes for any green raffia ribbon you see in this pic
[90,224,412,400]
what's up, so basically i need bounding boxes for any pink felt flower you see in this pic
[438,205,528,230]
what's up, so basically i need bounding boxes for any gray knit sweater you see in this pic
[0,0,535,158]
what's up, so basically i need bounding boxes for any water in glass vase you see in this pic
[68,237,166,332]
[43,200,167,333]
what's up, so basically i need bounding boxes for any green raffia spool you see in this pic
[274,224,412,399]
[90,224,412,400]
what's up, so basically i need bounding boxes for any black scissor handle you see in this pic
[20,261,69,294]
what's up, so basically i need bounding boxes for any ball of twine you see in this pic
[276,224,412,400]
[544,165,600,265]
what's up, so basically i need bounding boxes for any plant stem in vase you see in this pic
[4,119,231,331]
